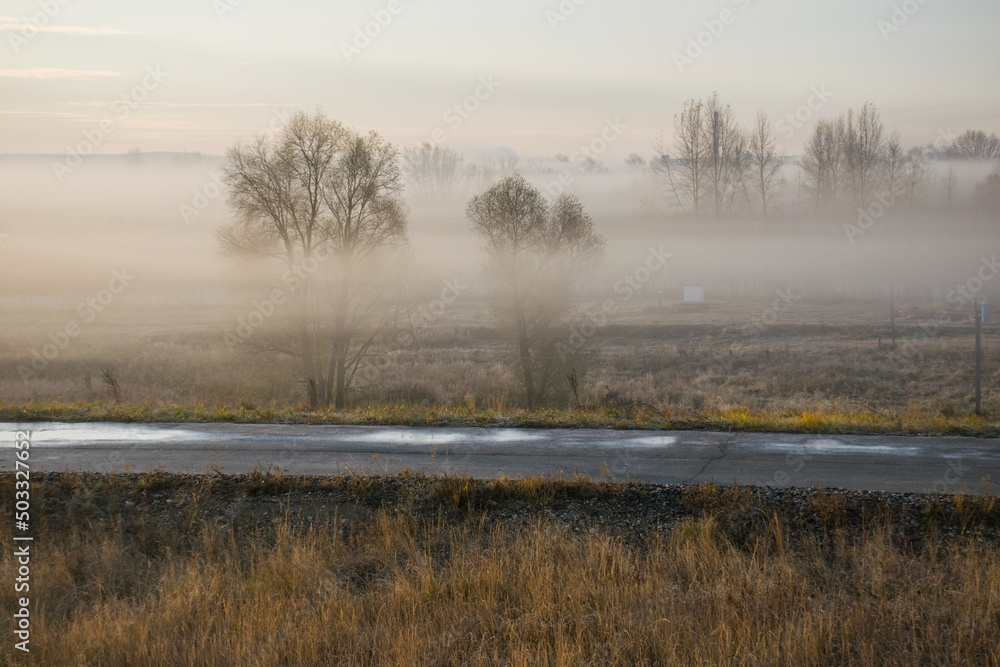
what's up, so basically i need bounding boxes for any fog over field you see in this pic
[6,3,1000,664]
[1,154,997,297]
[1,0,998,414]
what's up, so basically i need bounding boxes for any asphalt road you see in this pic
[4,422,999,494]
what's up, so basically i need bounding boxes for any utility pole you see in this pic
[975,298,982,414]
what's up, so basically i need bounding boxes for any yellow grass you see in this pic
[2,400,999,437]
[1,472,999,665]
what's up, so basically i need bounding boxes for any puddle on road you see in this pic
[750,438,920,456]
[2,423,212,445]
[349,429,547,445]
[620,435,679,447]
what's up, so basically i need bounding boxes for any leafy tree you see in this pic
[467,174,605,407]
[222,109,408,409]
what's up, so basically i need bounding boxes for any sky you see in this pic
[1,0,998,161]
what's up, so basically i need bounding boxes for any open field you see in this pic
[2,295,998,430]
[2,470,998,666]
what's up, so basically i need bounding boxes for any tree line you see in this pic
[220,107,998,410]
[222,110,604,410]
[654,93,1000,221]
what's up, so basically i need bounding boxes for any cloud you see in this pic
[61,102,290,109]
[0,68,121,79]
[0,18,137,35]
[0,110,88,118]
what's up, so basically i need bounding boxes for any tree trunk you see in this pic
[329,259,354,411]
[295,266,323,410]
[518,333,535,408]
[515,304,535,407]
[334,342,348,410]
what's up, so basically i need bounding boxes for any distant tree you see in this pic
[554,153,570,163]
[465,155,519,191]
[973,161,1000,209]
[222,109,408,409]
[625,153,646,168]
[748,111,784,223]
[653,98,707,217]
[941,166,959,209]
[702,93,750,218]
[466,174,605,407]
[402,143,465,202]
[125,146,143,166]
[902,148,929,211]
[839,102,886,207]
[799,119,841,213]
[947,130,1000,160]
[884,133,906,200]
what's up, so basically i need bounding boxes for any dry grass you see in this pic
[2,472,999,666]
[1,296,997,420]
[3,399,1000,438]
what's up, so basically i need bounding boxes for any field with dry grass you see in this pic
[2,295,998,427]
[2,470,998,666]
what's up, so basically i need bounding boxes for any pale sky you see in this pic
[1,0,998,160]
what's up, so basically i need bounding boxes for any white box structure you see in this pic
[683,284,704,303]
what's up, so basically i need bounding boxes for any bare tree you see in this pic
[466,174,605,407]
[402,142,465,202]
[799,119,841,213]
[625,153,646,168]
[973,161,1000,209]
[884,133,906,202]
[222,109,408,410]
[941,166,959,209]
[947,130,1000,160]
[702,93,750,218]
[465,155,519,191]
[748,110,784,223]
[902,147,929,211]
[320,131,409,408]
[839,102,886,207]
[653,98,706,217]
